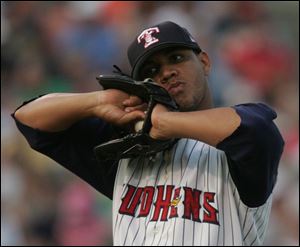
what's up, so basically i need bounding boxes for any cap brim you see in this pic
[131,42,201,80]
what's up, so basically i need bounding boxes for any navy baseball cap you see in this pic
[128,21,201,80]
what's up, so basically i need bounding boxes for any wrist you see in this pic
[83,91,104,118]
[151,109,175,140]
[160,111,177,139]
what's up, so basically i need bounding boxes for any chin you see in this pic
[179,106,196,112]
[177,102,195,112]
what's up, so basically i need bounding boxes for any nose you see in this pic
[159,65,178,85]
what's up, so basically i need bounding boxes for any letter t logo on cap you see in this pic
[137,27,160,48]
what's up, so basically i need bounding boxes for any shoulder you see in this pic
[217,103,285,207]
[220,102,284,148]
[232,102,278,124]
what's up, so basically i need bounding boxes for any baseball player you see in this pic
[12,21,284,246]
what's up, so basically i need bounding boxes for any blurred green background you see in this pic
[1,1,299,246]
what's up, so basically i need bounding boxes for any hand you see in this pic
[93,89,146,126]
[149,104,171,140]
[123,101,171,139]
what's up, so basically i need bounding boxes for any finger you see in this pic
[125,103,148,113]
[119,110,145,125]
[122,96,143,107]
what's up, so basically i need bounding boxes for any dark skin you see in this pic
[138,48,213,112]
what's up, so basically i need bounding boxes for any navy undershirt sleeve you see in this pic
[11,97,118,199]
[217,103,285,207]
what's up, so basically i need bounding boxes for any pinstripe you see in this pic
[199,217,204,246]
[156,219,167,246]
[113,214,119,242]
[171,140,192,245]
[242,208,249,231]
[256,205,269,233]
[221,160,226,246]
[243,207,261,241]
[207,147,211,191]
[180,140,198,244]
[208,224,210,246]
[114,158,142,237]
[193,143,205,246]
[123,216,137,245]
[249,218,263,245]
[249,212,267,247]
[249,200,272,245]
[123,159,146,245]
[252,217,268,246]
[132,154,164,245]
[257,201,272,242]
[259,209,271,239]
[142,154,166,246]
[171,142,179,185]
[171,218,177,245]
[180,139,189,177]
[216,153,220,245]
[195,142,205,190]
[112,159,125,242]
[113,159,131,237]
[150,161,170,246]
[163,203,174,243]
[122,158,141,196]
[207,147,211,246]
[180,140,198,183]
[227,170,235,245]
[237,198,241,218]
[164,141,184,246]
[193,222,198,247]
[149,219,162,245]
[203,146,209,188]
[200,148,208,245]
[258,217,269,244]
[130,157,160,246]
[131,217,141,245]
[250,235,258,246]
[200,144,210,246]
[113,137,275,246]
[155,150,173,246]
[112,161,121,244]
[182,181,188,246]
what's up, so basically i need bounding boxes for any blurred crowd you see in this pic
[1,1,299,246]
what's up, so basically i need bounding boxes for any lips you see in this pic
[167,81,184,95]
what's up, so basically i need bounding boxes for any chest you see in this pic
[113,139,229,223]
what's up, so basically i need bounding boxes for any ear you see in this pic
[197,51,211,76]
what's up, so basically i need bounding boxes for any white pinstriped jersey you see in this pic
[112,138,272,246]
[13,101,283,246]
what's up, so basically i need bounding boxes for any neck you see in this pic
[198,85,213,111]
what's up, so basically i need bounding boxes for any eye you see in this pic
[170,54,184,63]
[141,66,159,79]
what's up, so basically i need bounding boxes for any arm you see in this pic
[12,90,145,199]
[14,90,145,132]
[149,104,241,146]
[149,103,284,207]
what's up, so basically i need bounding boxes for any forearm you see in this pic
[14,92,99,132]
[156,107,241,147]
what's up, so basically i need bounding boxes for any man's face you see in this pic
[138,48,211,111]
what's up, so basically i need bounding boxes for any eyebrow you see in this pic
[144,48,185,66]
[156,47,184,58]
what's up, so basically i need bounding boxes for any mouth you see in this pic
[167,81,184,96]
